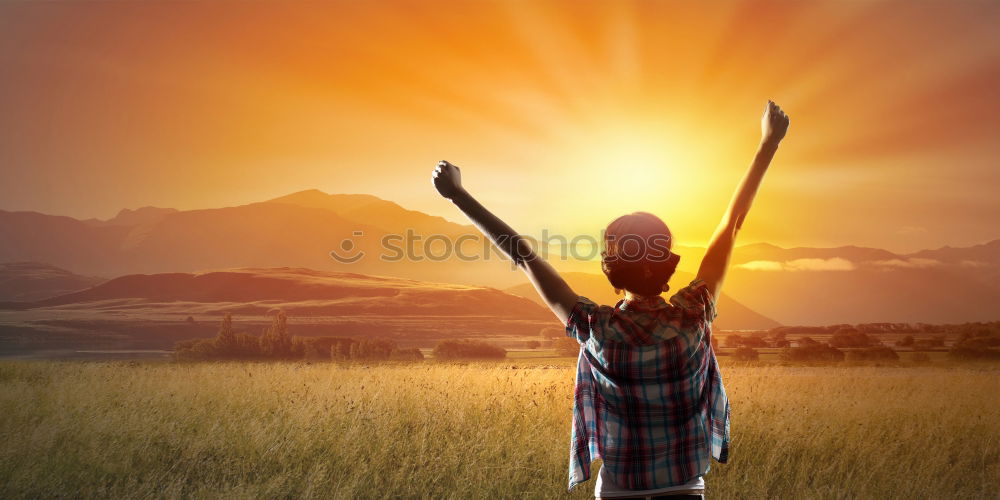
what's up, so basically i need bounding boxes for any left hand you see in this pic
[761,100,790,145]
[432,160,465,200]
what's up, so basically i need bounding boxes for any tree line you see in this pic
[174,312,507,361]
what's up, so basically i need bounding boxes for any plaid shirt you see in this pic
[564,278,730,492]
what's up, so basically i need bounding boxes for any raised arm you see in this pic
[432,161,579,324]
[697,100,789,301]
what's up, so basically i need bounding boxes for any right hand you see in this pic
[432,160,465,200]
[761,100,789,145]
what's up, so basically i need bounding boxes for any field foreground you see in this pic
[1,361,998,499]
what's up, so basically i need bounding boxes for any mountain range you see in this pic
[0,267,557,352]
[1,189,998,325]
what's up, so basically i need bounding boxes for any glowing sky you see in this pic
[1,0,998,252]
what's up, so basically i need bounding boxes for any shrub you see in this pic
[769,325,828,335]
[433,339,506,360]
[295,336,352,361]
[174,313,427,363]
[351,338,398,360]
[301,341,327,361]
[526,340,541,349]
[173,338,218,361]
[238,333,262,354]
[389,347,425,361]
[830,330,875,348]
[741,336,769,348]
[779,343,845,363]
[896,335,915,347]
[175,315,262,360]
[949,339,1000,360]
[330,338,356,360]
[733,346,759,362]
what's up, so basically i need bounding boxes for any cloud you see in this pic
[737,260,785,271]
[871,258,942,269]
[959,260,990,268]
[737,258,856,272]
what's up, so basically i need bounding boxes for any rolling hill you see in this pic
[0,262,104,302]
[31,267,550,318]
[0,267,559,354]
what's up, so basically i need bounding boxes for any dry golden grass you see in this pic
[0,360,997,499]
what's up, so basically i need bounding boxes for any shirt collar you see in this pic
[616,294,668,312]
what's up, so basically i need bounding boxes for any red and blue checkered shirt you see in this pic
[565,278,730,492]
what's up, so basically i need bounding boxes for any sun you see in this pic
[542,116,729,239]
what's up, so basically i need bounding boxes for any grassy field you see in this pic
[1,360,998,499]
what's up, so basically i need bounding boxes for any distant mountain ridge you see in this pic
[267,190,471,236]
[1,191,998,325]
[83,207,178,227]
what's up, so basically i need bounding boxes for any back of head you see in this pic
[601,212,680,296]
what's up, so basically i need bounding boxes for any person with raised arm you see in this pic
[432,100,789,499]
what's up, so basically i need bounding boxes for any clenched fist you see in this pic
[432,160,465,200]
[761,100,790,145]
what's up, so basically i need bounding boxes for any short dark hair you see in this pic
[601,212,680,296]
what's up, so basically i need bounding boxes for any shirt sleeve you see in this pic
[565,296,604,344]
[668,278,718,334]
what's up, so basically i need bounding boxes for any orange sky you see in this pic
[1,0,998,253]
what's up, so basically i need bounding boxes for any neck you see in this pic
[624,291,662,301]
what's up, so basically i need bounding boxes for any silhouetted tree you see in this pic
[352,338,397,360]
[261,311,293,358]
[214,314,236,350]
[331,340,354,360]
[830,329,874,348]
